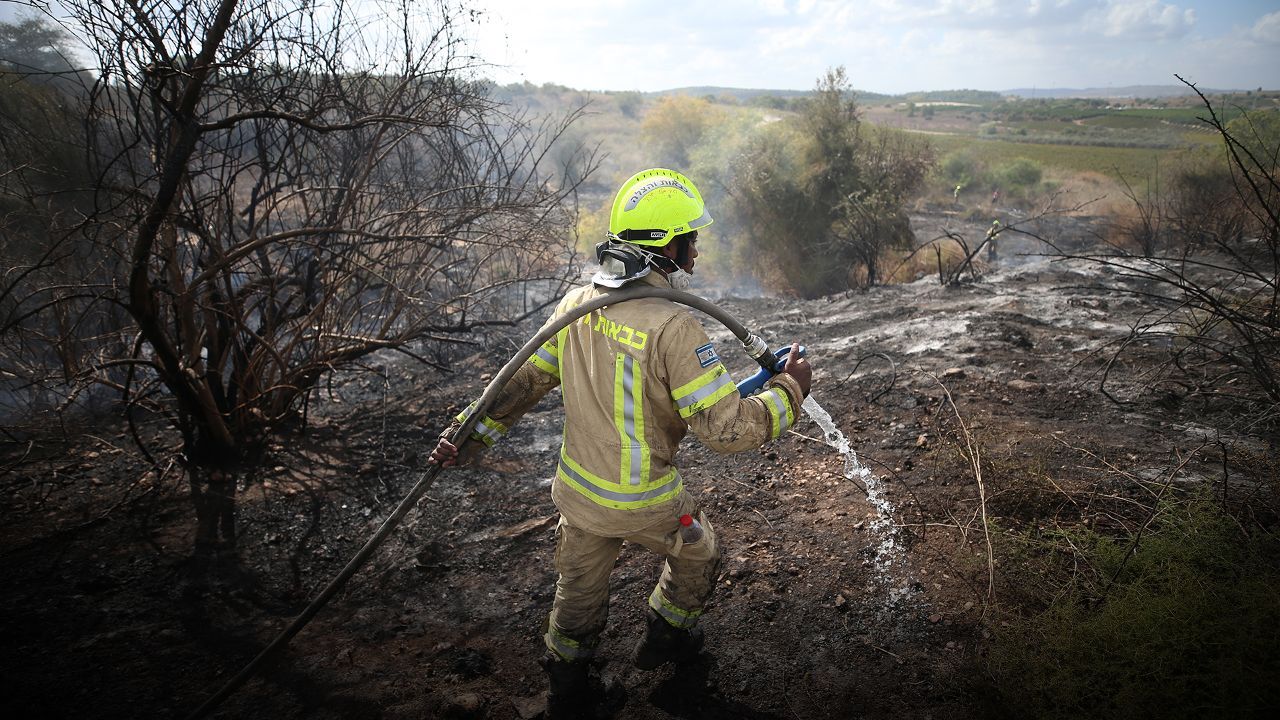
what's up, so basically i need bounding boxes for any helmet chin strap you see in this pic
[651,253,681,275]
[656,242,693,290]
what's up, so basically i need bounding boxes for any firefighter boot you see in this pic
[541,653,592,720]
[631,608,704,670]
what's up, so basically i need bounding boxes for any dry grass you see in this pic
[888,238,972,285]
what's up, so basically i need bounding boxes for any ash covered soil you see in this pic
[1,213,1266,719]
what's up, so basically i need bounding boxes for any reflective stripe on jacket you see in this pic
[460,271,803,535]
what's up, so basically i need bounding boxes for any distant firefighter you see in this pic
[986,219,1001,263]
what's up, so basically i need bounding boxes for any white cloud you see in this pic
[464,0,1273,93]
[757,0,790,16]
[1250,11,1280,44]
[865,0,1099,29]
[1099,0,1195,39]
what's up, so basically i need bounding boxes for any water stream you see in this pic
[802,394,916,605]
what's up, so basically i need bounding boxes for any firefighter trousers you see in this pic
[543,504,721,660]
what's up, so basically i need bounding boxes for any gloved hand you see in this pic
[778,342,813,397]
[427,426,478,468]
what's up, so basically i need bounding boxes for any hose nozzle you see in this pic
[737,338,803,394]
[741,333,773,369]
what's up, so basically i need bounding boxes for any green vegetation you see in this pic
[570,70,936,296]
[901,89,1003,104]
[991,495,1280,719]
[880,93,1272,153]
[929,134,1175,183]
[1110,106,1246,124]
[997,157,1043,188]
[498,76,1278,212]
[985,102,1280,717]
[0,18,82,76]
[1225,109,1280,164]
[488,74,1279,298]
[641,95,727,168]
[956,116,1206,149]
[496,75,1278,294]
[495,82,648,194]
[992,99,1255,126]
[727,68,933,295]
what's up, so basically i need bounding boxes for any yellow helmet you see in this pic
[607,168,713,247]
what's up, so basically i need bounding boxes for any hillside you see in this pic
[638,84,1245,102]
[1001,84,1235,99]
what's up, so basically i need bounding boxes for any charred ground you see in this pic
[2,212,1275,719]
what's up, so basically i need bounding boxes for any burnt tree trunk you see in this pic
[189,465,238,553]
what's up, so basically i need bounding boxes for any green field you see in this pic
[495,82,1262,197]
[1017,119,1078,132]
[1081,114,1176,129]
[1111,106,1246,124]
[927,132,1186,181]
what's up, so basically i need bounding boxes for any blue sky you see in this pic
[2,1,1276,94]
[467,0,1280,93]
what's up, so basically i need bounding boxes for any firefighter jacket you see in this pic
[455,271,804,536]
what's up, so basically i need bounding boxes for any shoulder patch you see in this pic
[695,343,719,368]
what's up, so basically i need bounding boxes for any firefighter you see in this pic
[430,168,812,717]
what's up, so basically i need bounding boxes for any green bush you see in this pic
[728,67,932,296]
[990,496,1280,719]
[1225,109,1280,170]
[941,150,979,184]
[998,157,1043,188]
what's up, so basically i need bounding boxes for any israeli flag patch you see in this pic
[695,343,719,368]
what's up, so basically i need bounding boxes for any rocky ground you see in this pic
[1,211,1271,719]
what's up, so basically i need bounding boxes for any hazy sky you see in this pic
[468,0,1280,93]
[2,1,1276,94]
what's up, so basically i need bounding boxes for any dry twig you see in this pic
[933,375,996,606]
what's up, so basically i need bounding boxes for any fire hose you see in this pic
[186,283,803,719]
